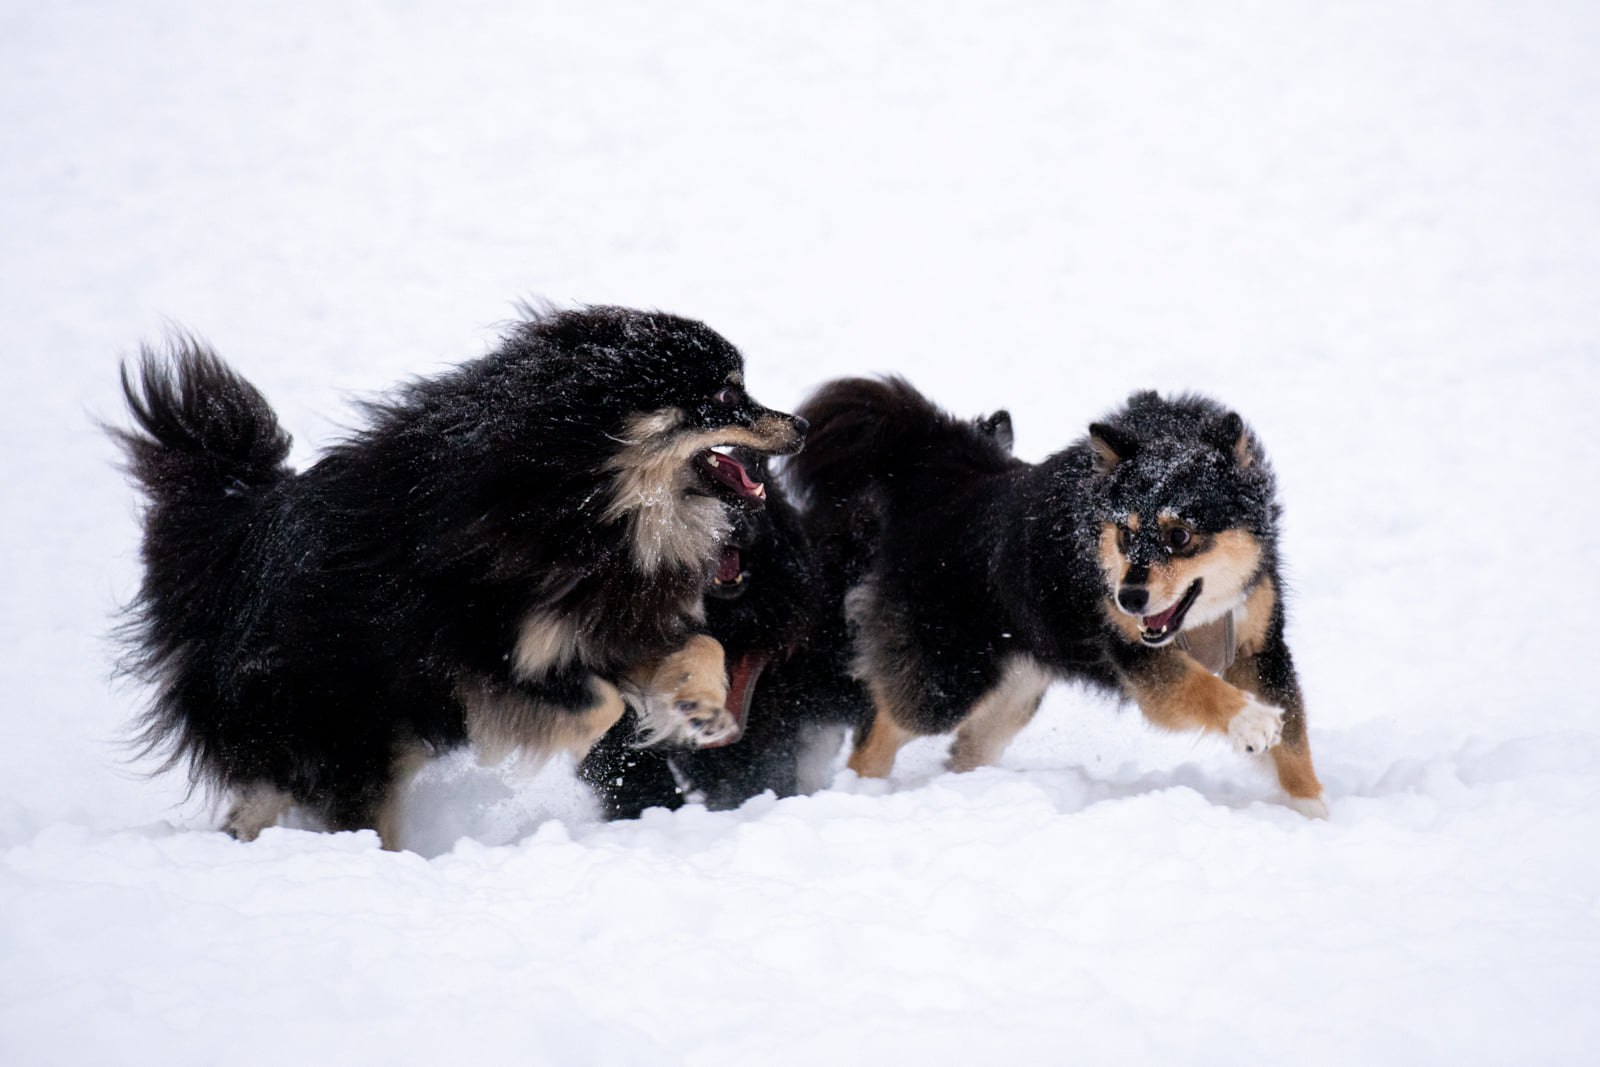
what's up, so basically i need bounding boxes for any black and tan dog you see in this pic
[113,306,806,846]
[791,378,1325,817]
[579,448,864,817]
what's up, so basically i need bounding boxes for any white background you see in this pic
[3,2,1598,1064]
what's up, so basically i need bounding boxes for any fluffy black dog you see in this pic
[790,377,1326,816]
[578,449,856,817]
[114,306,806,846]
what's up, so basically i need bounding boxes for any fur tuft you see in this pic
[115,340,292,498]
[111,341,294,783]
[791,376,1009,510]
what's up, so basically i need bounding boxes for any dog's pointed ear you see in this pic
[1088,422,1134,474]
[980,410,1014,453]
[1208,411,1252,468]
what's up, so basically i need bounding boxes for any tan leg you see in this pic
[462,675,628,766]
[848,686,915,778]
[374,745,431,852]
[949,658,1053,772]
[223,783,292,842]
[1224,657,1325,813]
[1270,742,1324,808]
[627,634,736,746]
[1129,656,1283,755]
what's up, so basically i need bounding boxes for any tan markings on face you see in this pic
[1176,528,1264,625]
[462,676,627,767]
[1098,521,1125,590]
[1100,523,1264,631]
[1140,529,1264,625]
[729,413,804,455]
[603,409,732,573]
[948,655,1055,772]
[1099,520,1144,637]
[603,411,803,573]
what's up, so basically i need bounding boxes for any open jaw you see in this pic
[1140,579,1203,646]
[707,545,749,599]
[695,446,767,506]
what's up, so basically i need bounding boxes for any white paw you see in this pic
[1287,794,1329,820]
[673,698,738,747]
[638,693,737,748]
[1227,697,1284,755]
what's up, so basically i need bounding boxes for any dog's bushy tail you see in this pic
[115,340,291,501]
[111,340,292,772]
[790,376,981,509]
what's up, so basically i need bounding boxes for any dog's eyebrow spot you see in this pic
[611,408,683,445]
[727,370,743,385]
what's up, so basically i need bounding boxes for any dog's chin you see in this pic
[1138,579,1203,646]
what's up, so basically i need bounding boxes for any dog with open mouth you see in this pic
[792,378,1325,817]
[112,305,806,848]
[577,447,840,818]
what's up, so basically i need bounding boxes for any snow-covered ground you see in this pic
[4,2,1599,1063]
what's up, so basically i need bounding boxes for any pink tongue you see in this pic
[716,548,742,582]
[1143,600,1181,630]
[707,453,765,498]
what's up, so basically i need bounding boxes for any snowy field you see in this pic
[4,2,1600,1064]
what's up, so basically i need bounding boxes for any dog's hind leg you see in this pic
[374,744,432,851]
[847,683,915,778]
[223,783,293,842]
[948,656,1055,773]
[462,675,629,766]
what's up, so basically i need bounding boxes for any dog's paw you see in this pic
[1287,793,1329,820]
[1227,697,1284,755]
[632,635,736,747]
[670,697,739,747]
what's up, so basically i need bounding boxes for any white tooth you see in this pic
[710,445,735,457]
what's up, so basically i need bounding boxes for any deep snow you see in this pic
[3,2,1600,1064]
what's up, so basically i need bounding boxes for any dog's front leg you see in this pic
[1223,636,1326,818]
[1122,647,1285,754]
[1122,641,1327,818]
[626,634,738,747]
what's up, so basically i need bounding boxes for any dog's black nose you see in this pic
[1117,586,1149,614]
[792,415,809,435]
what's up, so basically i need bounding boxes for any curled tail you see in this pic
[790,376,938,510]
[111,339,292,774]
[115,340,291,501]
[788,376,1013,586]
[790,376,1009,509]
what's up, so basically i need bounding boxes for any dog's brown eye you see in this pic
[1166,527,1192,550]
[715,387,740,405]
[1117,526,1132,552]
